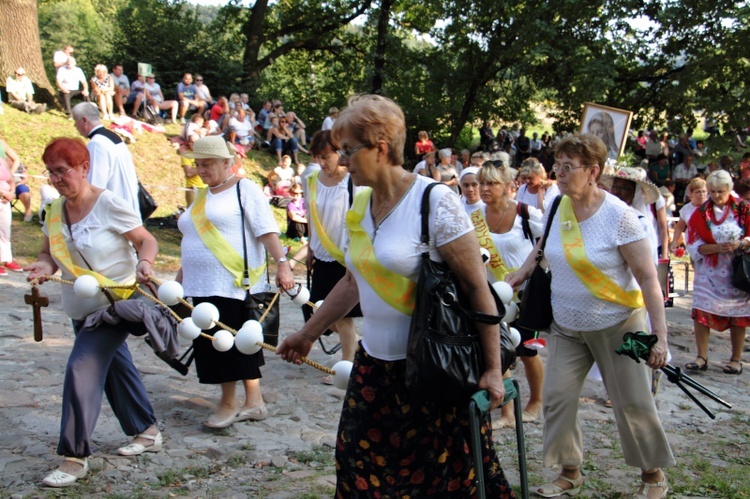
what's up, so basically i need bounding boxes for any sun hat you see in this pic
[600,166,661,205]
[459,166,480,181]
[182,136,235,159]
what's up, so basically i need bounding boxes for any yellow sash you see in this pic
[558,195,644,308]
[346,188,416,315]
[47,198,135,300]
[191,187,265,289]
[307,170,346,265]
[470,208,513,282]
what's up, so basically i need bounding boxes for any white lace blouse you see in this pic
[544,193,646,331]
[346,176,472,361]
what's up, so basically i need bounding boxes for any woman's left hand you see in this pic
[135,260,153,284]
[646,335,669,370]
[479,368,506,411]
[276,262,295,291]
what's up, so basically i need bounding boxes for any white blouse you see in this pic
[516,183,560,211]
[483,204,544,282]
[308,173,361,262]
[346,177,473,361]
[43,191,141,320]
[178,180,279,299]
[545,193,646,331]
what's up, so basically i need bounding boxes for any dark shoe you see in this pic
[685,356,708,371]
[723,359,743,375]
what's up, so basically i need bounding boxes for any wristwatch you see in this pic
[277,257,288,263]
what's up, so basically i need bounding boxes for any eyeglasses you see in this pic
[15,72,24,76]
[195,79,203,82]
[551,162,591,175]
[44,167,75,180]
[337,144,370,159]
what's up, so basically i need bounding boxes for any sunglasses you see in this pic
[195,79,203,82]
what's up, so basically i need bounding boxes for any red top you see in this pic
[416,139,435,155]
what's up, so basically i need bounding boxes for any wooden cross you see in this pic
[24,286,49,342]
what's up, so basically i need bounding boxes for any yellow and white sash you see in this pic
[47,198,135,300]
[470,208,513,282]
[346,189,416,315]
[558,195,644,308]
[191,187,265,289]
[307,170,345,265]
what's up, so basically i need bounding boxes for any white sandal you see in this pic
[634,479,669,498]
[42,457,88,487]
[536,474,583,497]
[117,431,163,456]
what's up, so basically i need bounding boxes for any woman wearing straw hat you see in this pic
[178,136,295,428]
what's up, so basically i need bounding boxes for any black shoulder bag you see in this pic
[405,183,515,404]
[237,181,281,346]
[731,201,750,292]
[515,195,562,332]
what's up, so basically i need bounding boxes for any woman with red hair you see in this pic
[26,137,161,487]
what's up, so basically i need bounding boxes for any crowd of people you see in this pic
[4,51,750,495]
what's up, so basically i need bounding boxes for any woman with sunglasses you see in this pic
[507,134,674,498]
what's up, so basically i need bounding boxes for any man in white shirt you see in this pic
[72,103,141,217]
[5,67,46,114]
[53,45,74,70]
[110,64,130,117]
[321,107,338,131]
[56,57,89,118]
[673,154,698,184]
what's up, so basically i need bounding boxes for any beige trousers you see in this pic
[542,308,675,470]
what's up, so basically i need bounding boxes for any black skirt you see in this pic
[191,296,265,384]
[308,258,362,318]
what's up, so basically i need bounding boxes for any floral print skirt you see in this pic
[335,347,516,498]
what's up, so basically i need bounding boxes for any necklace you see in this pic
[210,174,236,192]
[371,170,409,241]
[491,201,510,233]
[707,201,732,226]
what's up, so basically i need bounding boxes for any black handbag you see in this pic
[515,195,561,332]
[405,183,514,404]
[237,181,281,346]
[138,181,158,221]
[732,253,750,293]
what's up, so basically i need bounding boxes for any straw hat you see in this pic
[600,166,661,205]
[182,136,234,159]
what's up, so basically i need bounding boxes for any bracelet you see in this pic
[137,258,153,266]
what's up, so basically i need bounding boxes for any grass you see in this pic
[1,105,309,271]
[288,445,336,468]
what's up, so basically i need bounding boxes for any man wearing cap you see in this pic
[72,102,140,217]
[5,68,46,114]
[176,73,206,125]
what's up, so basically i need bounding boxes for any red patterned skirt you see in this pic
[692,308,750,331]
[335,347,516,498]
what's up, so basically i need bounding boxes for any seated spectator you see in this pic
[285,112,308,153]
[267,116,299,165]
[239,94,251,111]
[53,45,74,71]
[672,134,692,165]
[274,155,296,190]
[110,64,130,117]
[13,162,33,222]
[413,151,436,177]
[257,100,272,131]
[673,153,698,202]
[194,74,214,106]
[285,184,308,242]
[5,67,46,114]
[56,56,89,118]
[143,74,178,124]
[414,130,435,161]
[739,153,750,179]
[181,114,206,145]
[90,64,116,120]
[265,101,284,129]
[209,96,231,130]
[38,179,60,222]
[180,156,206,206]
[649,154,671,186]
[321,106,338,131]
[176,73,206,124]
[228,107,256,149]
[127,73,146,119]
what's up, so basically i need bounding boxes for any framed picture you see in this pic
[579,102,633,159]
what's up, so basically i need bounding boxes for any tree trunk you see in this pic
[0,0,57,105]
[371,0,394,95]
[241,0,270,98]
[449,80,482,147]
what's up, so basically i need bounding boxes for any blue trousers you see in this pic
[58,320,156,457]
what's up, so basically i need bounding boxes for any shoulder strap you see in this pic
[517,202,532,241]
[236,180,270,286]
[348,175,354,207]
[88,126,123,145]
[539,195,562,253]
[420,182,441,248]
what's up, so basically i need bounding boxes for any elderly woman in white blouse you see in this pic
[507,134,674,498]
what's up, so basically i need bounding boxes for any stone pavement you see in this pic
[0,266,748,497]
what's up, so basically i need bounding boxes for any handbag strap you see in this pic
[236,181,270,286]
[535,195,562,262]
[419,182,500,325]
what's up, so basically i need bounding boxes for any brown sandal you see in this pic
[685,356,707,371]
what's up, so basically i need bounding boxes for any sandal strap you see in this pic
[637,479,669,498]
[63,456,87,466]
[135,432,159,442]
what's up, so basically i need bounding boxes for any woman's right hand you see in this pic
[277,331,315,365]
[505,266,532,289]
[24,261,55,283]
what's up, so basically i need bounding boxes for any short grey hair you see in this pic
[706,170,733,191]
[72,102,101,123]
[438,148,452,160]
